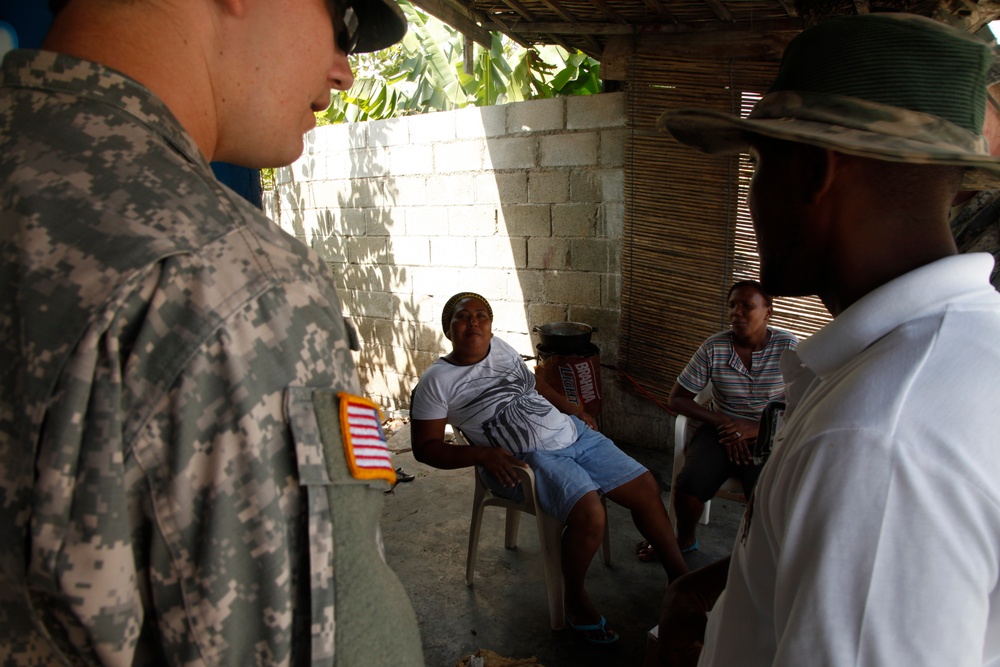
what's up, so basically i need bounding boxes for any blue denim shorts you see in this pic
[479,416,646,523]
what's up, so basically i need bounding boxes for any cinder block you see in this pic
[447,206,495,238]
[343,263,391,291]
[570,171,600,203]
[450,267,515,301]
[368,116,409,147]
[369,317,396,347]
[405,206,451,236]
[527,304,569,328]
[326,260,348,289]
[352,289,395,319]
[601,202,625,240]
[507,97,564,133]
[346,236,388,264]
[327,207,369,237]
[539,132,599,168]
[552,203,598,237]
[544,271,601,305]
[313,232,348,263]
[427,174,476,206]
[407,290,442,324]
[430,236,477,267]
[484,136,536,170]
[569,238,611,272]
[455,104,507,138]
[491,300,530,331]
[314,178,377,209]
[406,109,457,143]
[567,92,625,130]
[476,172,528,205]
[600,129,625,167]
[434,140,485,173]
[366,208,402,236]
[347,147,389,178]
[599,168,625,203]
[499,204,550,237]
[527,171,569,204]
[478,237,526,268]
[387,144,433,176]
[388,236,431,266]
[289,152,322,182]
[527,238,570,270]
[602,273,621,307]
[388,176,429,208]
[275,165,294,185]
[510,269,544,301]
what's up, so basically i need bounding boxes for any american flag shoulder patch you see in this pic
[338,392,397,484]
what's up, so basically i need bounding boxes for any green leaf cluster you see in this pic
[319,0,602,124]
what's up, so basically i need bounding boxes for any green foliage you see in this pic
[318,0,601,124]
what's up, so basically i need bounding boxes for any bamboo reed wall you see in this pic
[619,54,829,405]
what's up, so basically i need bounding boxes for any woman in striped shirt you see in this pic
[638,280,797,561]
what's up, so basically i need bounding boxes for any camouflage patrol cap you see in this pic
[659,13,1000,190]
[349,0,407,53]
[47,0,406,54]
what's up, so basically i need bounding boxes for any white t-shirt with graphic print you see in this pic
[410,337,577,455]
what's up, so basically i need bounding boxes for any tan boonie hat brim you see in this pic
[659,13,1000,191]
[659,90,1000,191]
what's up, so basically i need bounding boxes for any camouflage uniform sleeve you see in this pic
[10,239,422,666]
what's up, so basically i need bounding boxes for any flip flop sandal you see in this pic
[566,615,619,645]
[680,540,699,554]
[635,540,657,562]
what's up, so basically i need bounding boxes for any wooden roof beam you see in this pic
[587,0,630,24]
[498,0,537,22]
[776,0,798,18]
[601,26,801,79]
[410,0,494,47]
[703,0,735,22]
[485,16,804,35]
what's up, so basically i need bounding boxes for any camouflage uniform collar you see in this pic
[1,49,209,172]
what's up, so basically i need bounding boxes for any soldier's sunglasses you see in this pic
[333,0,360,55]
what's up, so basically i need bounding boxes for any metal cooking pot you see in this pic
[532,322,597,353]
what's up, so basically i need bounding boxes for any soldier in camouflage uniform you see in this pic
[0,0,422,665]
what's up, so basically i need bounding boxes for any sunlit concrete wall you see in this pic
[266,92,677,450]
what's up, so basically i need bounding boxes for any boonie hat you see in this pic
[659,13,1000,190]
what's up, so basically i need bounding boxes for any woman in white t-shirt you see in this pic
[410,292,689,645]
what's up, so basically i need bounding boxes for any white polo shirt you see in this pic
[700,253,1000,667]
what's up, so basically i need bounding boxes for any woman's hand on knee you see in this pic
[478,448,528,487]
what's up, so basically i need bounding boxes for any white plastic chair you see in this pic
[459,430,611,631]
[668,384,745,528]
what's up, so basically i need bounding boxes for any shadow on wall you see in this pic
[270,128,434,410]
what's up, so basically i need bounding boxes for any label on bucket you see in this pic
[536,353,602,417]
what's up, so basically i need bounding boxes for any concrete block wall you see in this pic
[265,92,676,450]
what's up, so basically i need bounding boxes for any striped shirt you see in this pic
[677,328,798,420]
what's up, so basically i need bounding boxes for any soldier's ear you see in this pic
[788,144,837,205]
